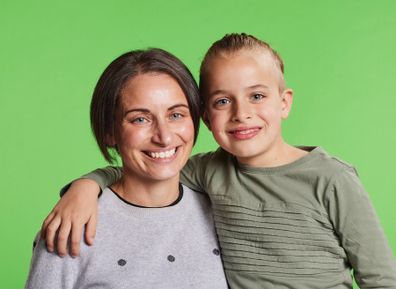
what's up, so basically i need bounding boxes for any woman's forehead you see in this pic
[120,73,188,110]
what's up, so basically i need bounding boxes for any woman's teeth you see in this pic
[149,148,176,159]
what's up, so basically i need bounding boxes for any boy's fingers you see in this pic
[57,221,72,257]
[85,212,97,246]
[45,216,61,252]
[70,223,83,257]
[41,212,55,239]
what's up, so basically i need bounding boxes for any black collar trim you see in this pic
[108,184,184,208]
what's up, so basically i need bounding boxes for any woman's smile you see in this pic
[115,73,194,183]
[144,147,177,159]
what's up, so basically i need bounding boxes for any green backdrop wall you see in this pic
[1,0,395,288]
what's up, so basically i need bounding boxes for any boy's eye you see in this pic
[250,93,265,102]
[214,98,231,106]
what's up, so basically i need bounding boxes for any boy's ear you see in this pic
[202,111,212,131]
[281,88,293,119]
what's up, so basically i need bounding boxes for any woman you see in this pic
[25,49,228,289]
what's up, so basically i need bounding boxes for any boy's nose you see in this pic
[231,102,252,122]
[151,121,172,146]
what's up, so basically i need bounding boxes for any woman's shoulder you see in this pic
[181,185,212,213]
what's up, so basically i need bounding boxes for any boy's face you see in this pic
[203,49,293,166]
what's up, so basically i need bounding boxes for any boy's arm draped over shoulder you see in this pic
[181,152,214,193]
[25,234,84,289]
[41,166,123,257]
[325,167,396,288]
[60,166,123,196]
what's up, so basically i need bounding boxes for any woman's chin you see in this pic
[144,169,181,183]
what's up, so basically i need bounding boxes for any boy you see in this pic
[42,34,396,288]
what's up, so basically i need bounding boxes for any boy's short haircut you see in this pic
[199,33,286,101]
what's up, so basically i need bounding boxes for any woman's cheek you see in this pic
[177,119,195,143]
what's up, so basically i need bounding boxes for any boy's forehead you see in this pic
[205,49,282,90]
[217,49,277,70]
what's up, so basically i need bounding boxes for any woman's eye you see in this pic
[131,117,147,124]
[170,113,183,120]
[251,94,265,102]
[214,98,230,106]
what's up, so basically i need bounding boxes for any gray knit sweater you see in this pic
[25,185,228,289]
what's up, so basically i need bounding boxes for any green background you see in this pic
[1,0,395,288]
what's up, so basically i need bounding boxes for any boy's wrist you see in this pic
[72,178,101,197]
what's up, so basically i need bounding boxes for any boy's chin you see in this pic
[224,144,271,165]
[226,146,259,159]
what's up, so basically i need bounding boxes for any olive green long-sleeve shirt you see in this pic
[82,147,396,288]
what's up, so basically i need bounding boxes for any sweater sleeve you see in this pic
[60,166,123,196]
[25,234,84,289]
[326,167,396,288]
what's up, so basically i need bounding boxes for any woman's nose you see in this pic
[151,121,172,146]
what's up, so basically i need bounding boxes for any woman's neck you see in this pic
[111,173,180,207]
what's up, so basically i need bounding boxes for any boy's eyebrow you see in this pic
[208,89,230,98]
[247,84,270,90]
[208,84,270,98]
[124,104,189,116]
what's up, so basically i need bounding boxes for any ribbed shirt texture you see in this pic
[73,146,396,288]
[182,146,396,288]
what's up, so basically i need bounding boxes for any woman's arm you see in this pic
[25,234,83,289]
[41,166,122,256]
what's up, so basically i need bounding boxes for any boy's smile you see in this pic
[227,126,262,140]
[203,49,294,167]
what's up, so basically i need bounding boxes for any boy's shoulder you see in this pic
[303,146,358,178]
[188,146,359,180]
[189,147,232,166]
[310,146,354,168]
[193,146,357,171]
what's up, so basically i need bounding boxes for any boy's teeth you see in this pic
[238,129,255,135]
[149,148,176,159]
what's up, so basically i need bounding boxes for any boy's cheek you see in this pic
[210,129,229,148]
[202,111,212,131]
[204,107,227,131]
[207,122,229,148]
[205,113,224,133]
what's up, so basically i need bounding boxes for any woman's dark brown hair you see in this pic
[91,48,200,163]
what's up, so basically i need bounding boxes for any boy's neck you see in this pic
[236,141,308,168]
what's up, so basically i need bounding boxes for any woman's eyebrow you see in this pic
[167,104,189,110]
[124,108,150,117]
[123,104,188,117]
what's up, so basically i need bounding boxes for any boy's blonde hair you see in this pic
[199,33,286,100]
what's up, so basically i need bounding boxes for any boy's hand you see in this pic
[41,178,101,257]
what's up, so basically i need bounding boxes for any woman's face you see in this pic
[114,73,194,184]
